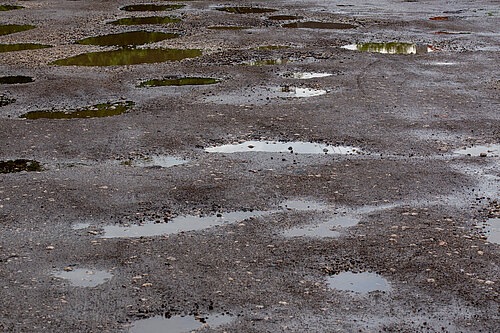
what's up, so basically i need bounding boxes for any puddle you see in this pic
[20,101,134,120]
[121,4,184,12]
[102,210,268,238]
[284,215,359,238]
[327,272,391,294]
[430,16,449,20]
[216,7,277,14]
[137,76,219,87]
[428,61,457,66]
[240,58,291,66]
[0,24,35,36]
[0,5,22,11]
[0,95,15,107]
[0,43,52,53]
[72,222,91,230]
[108,16,181,25]
[76,31,179,47]
[255,45,291,50]
[454,144,500,157]
[0,75,34,84]
[208,26,250,30]
[121,155,188,168]
[205,141,360,155]
[279,199,333,211]
[51,48,202,66]
[342,43,432,54]
[281,72,332,79]
[268,15,303,21]
[482,217,500,244]
[130,313,234,333]
[53,268,112,287]
[280,86,327,97]
[283,22,356,29]
[0,159,41,173]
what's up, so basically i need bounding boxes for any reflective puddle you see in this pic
[121,155,188,168]
[51,48,202,66]
[482,217,500,244]
[20,101,134,119]
[121,4,184,12]
[284,215,359,238]
[0,43,52,53]
[268,15,303,21]
[0,159,41,173]
[454,144,500,157]
[205,141,361,155]
[281,72,332,79]
[102,210,268,238]
[0,5,22,11]
[279,86,327,97]
[53,268,113,287]
[208,26,250,30]
[327,272,391,294]
[108,16,181,25]
[0,24,35,36]
[76,31,179,47]
[216,7,277,14]
[130,313,234,333]
[283,21,356,29]
[342,43,433,54]
[137,77,219,87]
[279,199,333,211]
[0,95,16,107]
[0,75,34,84]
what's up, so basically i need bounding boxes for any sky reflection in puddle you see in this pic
[205,141,361,155]
[327,271,391,294]
[454,144,500,157]
[130,313,234,333]
[53,268,112,287]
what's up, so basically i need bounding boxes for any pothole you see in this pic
[120,155,188,168]
[0,43,52,53]
[76,31,179,47]
[284,215,359,238]
[203,86,327,104]
[137,76,219,87]
[108,16,181,25]
[0,159,41,173]
[281,72,332,79]
[129,313,234,333]
[121,4,184,12]
[342,43,434,54]
[279,199,333,211]
[0,75,34,84]
[327,271,391,294]
[454,144,500,157]
[0,5,23,11]
[19,101,134,120]
[215,7,277,14]
[207,26,250,30]
[481,217,500,244]
[283,21,356,29]
[268,15,303,21]
[53,268,113,287]
[0,24,35,36]
[51,48,202,66]
[205,141,361,155]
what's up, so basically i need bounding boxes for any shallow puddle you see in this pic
[51,48,202,66]
[483,217,500,244]
[281,72,332,79]
[121,4,184,12]
[108,16,181,25]
[72,222,92,230]
[240,58,291,66]
[342,43,432,54]
[121,155,188,168]
[0,75,34,84]
[454,144,499,157]
[284,215,359,238]
[279,199,333,211]
[0,159,41,173]
[208,26,250,30]
[0,95,16,107]
[216,7,277,14]
[0,5,22,11]
[102,210,268,238]
[130,313,234,333]
[283,21,356,29]
[0,43,52,53]
[205,141,361,155]
[0,24,35,36]
[53,268,113,287]
[268,15,302,21]
[138,76,219,87]
[76,31,179,47]
[20,101,134,120]
[327,271,391,294]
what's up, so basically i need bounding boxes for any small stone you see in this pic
[479,153,487,157]
[64,267,72,272]
[141,283,152,287]
[278,301,288,305]
[427,278,435,283]
[46,246,55,250]
[477,251,484,255]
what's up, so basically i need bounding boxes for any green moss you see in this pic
[0,43,52,53]
[216,7,277,14]
[0,159,41,173]
[0,76,34,84]
[137,77,219,87]
[0,5,23,11]
[0,24,35,36]
[121,4,184,12]
[19,101,135,120]
[0,95,15,107]
[76,31,179,46]
[108,16,181,25]
[51,48,202,66]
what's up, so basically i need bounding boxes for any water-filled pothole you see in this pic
[0,24,35,36]
[20,101,134,120]
[454,144,499,157]
[109,16,181,25]
[284,215,359,238]
[268,15,303,21]
[0,159,41,173]
[121,4,184,12]
[130,313,234,333]
[216,7,277,14]
[208,26,250,30]
[121,155,188,168]
[101,210,268,238]
[51,48,202,66]
[342,43,433,54]
[53,268,113,287]
[76,31,179,47]
[205,141,361,155]
[0,95,15,107]
[0,75,34,84]
[137,77,219,87]
[283,21,356,29]
[0,5,23,11]
[0,43,52,53]
[327,272,391,294]
[482,217,500,244]
[281,72,332,79]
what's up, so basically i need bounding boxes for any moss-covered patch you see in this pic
[0,4,23,11]
[0,43,52,53]
[19,101,135,119]
[0,24,35,36]
[0,159,41,173]
[76,31,179,47]
[108,16,181,25]
[0,76,34,84]
[121,4,184,12]
[137,77,219,87]
[0,95,16,107]
[216,7,277,14]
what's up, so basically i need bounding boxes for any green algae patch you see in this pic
[283,21,356,29]
[0,4,23,11]
[0,24,35,36]
[20,101,135,120]
[0,95,15,107]
[51,48,202,66]
[137,77,219,87]
[216,7,277,14]
[121,4,184,12]
[76,31,179,47]
[0,159,41,173]
[0,76,34,84]
[208,26,249,30]
[0,43,52,53]
[109,16,181,25]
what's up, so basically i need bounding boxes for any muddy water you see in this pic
[0,24,35,36]
[130,314,234,333]
[0,159,41,173]
[137,77,218,87]
[20,101,134,119]
[284,215,359,238]
[53,268,113,287]
[121,155,188,168]
[0,43,52,53]
[216,7,277,14]
[327,272,391,294]
[342,43,432,54]
[454,144,500,157]
[0,5,22,11]
[205,141,361,155]
[0,76,34,84]
[483,217,500,244]
[108,16,181,25]
[268,15,303,21]
[76,31,179,46]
